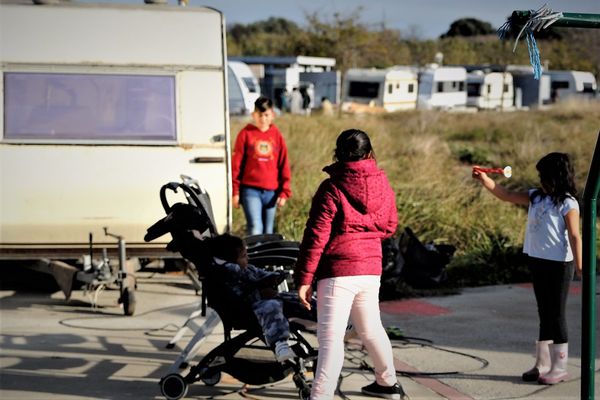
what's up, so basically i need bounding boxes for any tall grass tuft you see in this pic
[230,102,600,287]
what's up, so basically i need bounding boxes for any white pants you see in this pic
[310,275,397,399]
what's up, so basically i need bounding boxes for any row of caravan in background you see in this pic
[342,66,474,112]
[227,56,597,115]
[341,64,597,112]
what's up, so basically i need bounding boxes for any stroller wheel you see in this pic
[298,387,311,400]
[293,373,311,400]
[160,373,188,400]
[200,370,221,386]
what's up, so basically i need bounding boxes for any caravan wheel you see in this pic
[122,287,136,316]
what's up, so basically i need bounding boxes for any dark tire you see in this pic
[160,373,188,400]
[200,370,221,386]
[299,387,311,400]
[122,287,136,316]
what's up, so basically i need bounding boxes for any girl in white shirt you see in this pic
[472,152,582,386]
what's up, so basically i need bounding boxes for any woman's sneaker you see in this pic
[274,341,294,362]
[361,382,409,400]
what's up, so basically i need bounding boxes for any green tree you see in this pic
[441,18,495,38]
[227,17,301,56]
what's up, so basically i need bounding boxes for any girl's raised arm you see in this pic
[472,168,529,206]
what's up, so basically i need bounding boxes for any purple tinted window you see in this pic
[4,72,176,141]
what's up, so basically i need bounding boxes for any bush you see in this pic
[230,103,600,291]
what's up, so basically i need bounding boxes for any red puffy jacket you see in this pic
[294,159,398,286]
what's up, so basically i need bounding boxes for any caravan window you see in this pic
[408,83,415,93]
[243,77,258,93]
[4,72,176,142]
[583,82,595,93]
[467,83,480,96]
[388,84,393,94]
[437,82,444,93]
[551,81,569,90]
[348,81,380,98]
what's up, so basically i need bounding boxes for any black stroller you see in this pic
[144,176,317,400]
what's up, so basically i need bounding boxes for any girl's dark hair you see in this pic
[530,152,577,205]
[210,233,245,263]
[334,129,375,162]
[254,96,273,113]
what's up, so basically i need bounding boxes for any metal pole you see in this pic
[582,131,600,400]
[511,11,600,29]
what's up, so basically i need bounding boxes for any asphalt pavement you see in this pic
[1,266,599,400]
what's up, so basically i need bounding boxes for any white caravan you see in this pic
[466,71,514,110]
[228,60,261,115]
[417,65,467,110]
[342,68,418,112]
[0,2,230,260]
[547,70,597,102]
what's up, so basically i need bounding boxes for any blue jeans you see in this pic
[240,186,277,235]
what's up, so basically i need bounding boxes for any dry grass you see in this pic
[230,101,600,284]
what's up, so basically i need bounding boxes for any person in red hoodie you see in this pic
[295,129,408,400]
[231,97,292,235]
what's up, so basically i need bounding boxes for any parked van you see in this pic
[342,67,418,112]
[228,60,261,115]
[417,65,467,110]
[467,71,514,110]
[547,70,597,102]
[0,1,230,260]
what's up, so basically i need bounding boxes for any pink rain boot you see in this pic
[538,343,569,385]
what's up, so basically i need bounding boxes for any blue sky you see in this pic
[184,0,599,38]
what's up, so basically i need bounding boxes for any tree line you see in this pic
[226,10,600,78]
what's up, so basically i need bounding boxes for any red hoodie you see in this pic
[294,159,398,285]
[231,123,292,199]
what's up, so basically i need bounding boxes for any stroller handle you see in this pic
[159,181,218,236]
[159,182,183,213]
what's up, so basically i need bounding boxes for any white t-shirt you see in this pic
[523,189,579,262]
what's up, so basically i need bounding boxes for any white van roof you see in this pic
[346,68,417,81]
[422,66,467,80]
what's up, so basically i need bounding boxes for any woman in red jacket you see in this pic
[295,129,408,400]
[231,97,292,235]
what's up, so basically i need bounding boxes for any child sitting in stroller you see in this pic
[210,233,316,363]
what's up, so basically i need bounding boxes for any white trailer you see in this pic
[342,68,418,112]
[0,1,231,260]
[417,65,467,110]
[228,60,261,115]
[547,70,597,102]
[466,71,514,110]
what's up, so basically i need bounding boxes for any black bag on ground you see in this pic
[398,227,455,288]
[381,237,405,280]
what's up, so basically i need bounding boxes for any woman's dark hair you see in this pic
[210,233,245,263]
[254,96,273,113]
[530,152,577,205]
[334,129,375,162]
